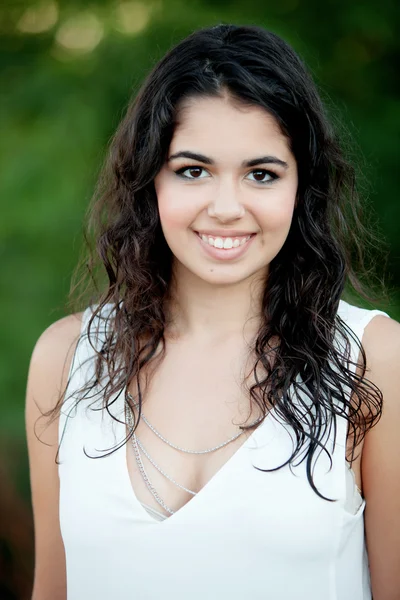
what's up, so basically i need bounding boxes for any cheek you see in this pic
[157,187,199,236]
[258,192,296,234]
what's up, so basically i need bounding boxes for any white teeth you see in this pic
[198,233,252,249]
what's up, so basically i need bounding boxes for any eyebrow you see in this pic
[167,150,289,169]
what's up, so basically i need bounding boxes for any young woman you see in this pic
[26,24,400,600]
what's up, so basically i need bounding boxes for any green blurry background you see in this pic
[1,0,399,596]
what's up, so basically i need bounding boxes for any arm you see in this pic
[25,312,83,600]
[361,315,400,600]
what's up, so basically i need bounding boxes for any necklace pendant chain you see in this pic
[126,392,263,454]
[125,392,264,518]
[136,436,197,496]
[127,407,175,515]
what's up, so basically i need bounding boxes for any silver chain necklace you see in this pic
[127,409,175,515]
[126,392,263,453]
[125,392,264,516]
[136,434,197,495]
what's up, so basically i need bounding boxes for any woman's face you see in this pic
[154,94,298,286]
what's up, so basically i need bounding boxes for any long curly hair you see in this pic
[51,24,387,500]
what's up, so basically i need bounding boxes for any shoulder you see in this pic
[360,311,400,421]
[361,310,400,438]
[362,311,400,365]
[356,308,400,417]
[32,312,84,357]
[27,312,85,414]
[360,312,400,402]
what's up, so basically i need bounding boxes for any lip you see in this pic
[193,230,256,261]
[195,229,256,237]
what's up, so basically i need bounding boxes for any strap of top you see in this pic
[337,300,390,368]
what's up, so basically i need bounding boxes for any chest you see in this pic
[125,341,264,518]
[62,336,359,525]
[61,389,348,551]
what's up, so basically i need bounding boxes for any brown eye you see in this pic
[175,166,208,180]
[253,170,268,181]
[186,168,202,178]
[247,169,278,184]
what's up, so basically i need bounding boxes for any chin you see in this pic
[192,264,266,287]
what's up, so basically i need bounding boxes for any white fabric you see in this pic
[58,299,389,599]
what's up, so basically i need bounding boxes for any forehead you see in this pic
[170,95,291,161]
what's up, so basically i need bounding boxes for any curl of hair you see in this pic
[50,24,388,500]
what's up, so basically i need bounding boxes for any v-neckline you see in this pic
[115,387,277,526]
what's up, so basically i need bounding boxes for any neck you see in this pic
[165,262,267,343]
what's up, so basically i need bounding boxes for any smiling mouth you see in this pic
[194,231,255,249]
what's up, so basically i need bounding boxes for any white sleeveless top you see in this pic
[58,299,389,600]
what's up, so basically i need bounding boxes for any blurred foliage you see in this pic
[0,439,33,599]
[0,2,399,588]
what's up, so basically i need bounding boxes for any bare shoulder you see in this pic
[28,312,84,413]
[361,312,400,439]
[361,312,400,599]
[30,313,84,384]
[362,312,400,368]
[34,311,84,349]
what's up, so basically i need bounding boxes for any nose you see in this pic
[207,181,245,222]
